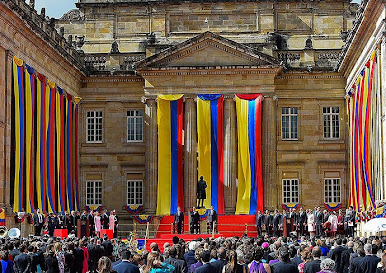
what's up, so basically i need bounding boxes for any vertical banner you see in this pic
[74,97,82,211]
[235,94,263,215]
[56,87,66,213]
[156,95,184,215]
[349,51,377,211]
[66,94,74,211]
[36,73,47,213]
[25,64,35,213]
[13,57,25,213]
[197,94,224,214]
[46,80,56,214]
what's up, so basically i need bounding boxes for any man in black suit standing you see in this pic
[297,207,307,236]
[164,245,187,273]
[13,245,30,273]
[211,247,227,273]
[264,210,272,236]
[112,247,140,273]
[271,246,299,273]
[359,244,381,273]
[33,208,44,236]
[174,206,184,234]
[345,206,355,237]
[304,246,322,273]
[272,209,282,237]
[315,207,323,237]
[195,250,215,273]
[190,207,200,234]
[207,206,217,234]
[256,211,264,236]
[101,209,109,230]
[349,245,365,273]
[328,238,346,273]
[47,212,57,237]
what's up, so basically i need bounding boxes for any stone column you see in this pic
[183,97,197,212]
[0,51,13,212]
[224,96,237,214]
[262,97,277,209]
[143,97,157,214]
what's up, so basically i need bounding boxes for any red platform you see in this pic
[100,229,113,239]
[148,215,258,251]
[54,229,68,239]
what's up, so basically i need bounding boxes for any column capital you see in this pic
[141,96,157,104]
[224,94,235,101]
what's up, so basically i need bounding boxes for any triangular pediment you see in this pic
[136,31,281,69]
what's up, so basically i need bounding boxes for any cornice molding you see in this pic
[83,77,144,83]
[276,73,344,80]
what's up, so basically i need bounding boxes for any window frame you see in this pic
[126,110,144,143]
[127,180,144,206]
[86,110,103,143]
[282,179,299,204]
[323,106,340,140]
[281,107,298,140]
[324,178,341,204]
[86,180,102,206]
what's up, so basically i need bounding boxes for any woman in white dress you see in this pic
[328,211,338,238]
[307,209,315,238]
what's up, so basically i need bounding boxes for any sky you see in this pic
[34,0,362,19]
[35,0,78,19]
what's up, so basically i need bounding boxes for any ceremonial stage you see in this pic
[142,215,258,251]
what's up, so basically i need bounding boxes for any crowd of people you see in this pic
[0,230,386,273]
[32,209,119,238]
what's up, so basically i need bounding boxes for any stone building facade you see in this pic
[0,0,361,233]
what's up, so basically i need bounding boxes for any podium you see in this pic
[54,229,68,239]
[100,229,113,239]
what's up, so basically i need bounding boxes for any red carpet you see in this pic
[147,215,258,251]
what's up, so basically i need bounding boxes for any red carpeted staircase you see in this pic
[142,215,258,251]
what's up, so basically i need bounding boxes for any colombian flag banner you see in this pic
[13,57,25,213]
[46,80,56,214]
[36,73,47,213]
[235,94,263,215]
[156,95,184,215]
[56,87,66,213]
[348,51,378,211]
[25,64,36,213]
[66,94,74,212]
[197,94,224,214]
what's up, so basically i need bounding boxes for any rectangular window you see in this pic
[324,178,341,203]
[282,179,299,203]
[127,180,143,205]
[86,180,102,206]
[86,111,103,143]
[323,107,340,139]
[281,107,298,140]
[127,110,143,142]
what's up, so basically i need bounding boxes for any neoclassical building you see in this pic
[2,0,377,234]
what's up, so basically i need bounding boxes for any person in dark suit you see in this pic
[341,241,354,273]
[45,249,59,273]
[345,206,355,237]
[264,210,273,236]
[70,211,79,235]
[46,213,57,237]
[270,246,299,273]
[282,210,291,237]
[174,207,184,234]
[255,211,264,236]
[272,210,282,237]
[164,246,187,273]
[297,207,307,236]
[349,246,365,273]
[315,207,323,237]
[73,241,84,273]
[210,247,227,273]
[101,210,109,230]
[304,246,322,273]
[33,209,45,236]
[190,207,200,234]
[329,238,346,273]
[359,244,381,273]
[113,248,140,273]
[195,250,215,273]
[207,206,217,234]
[13,245,29,273]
